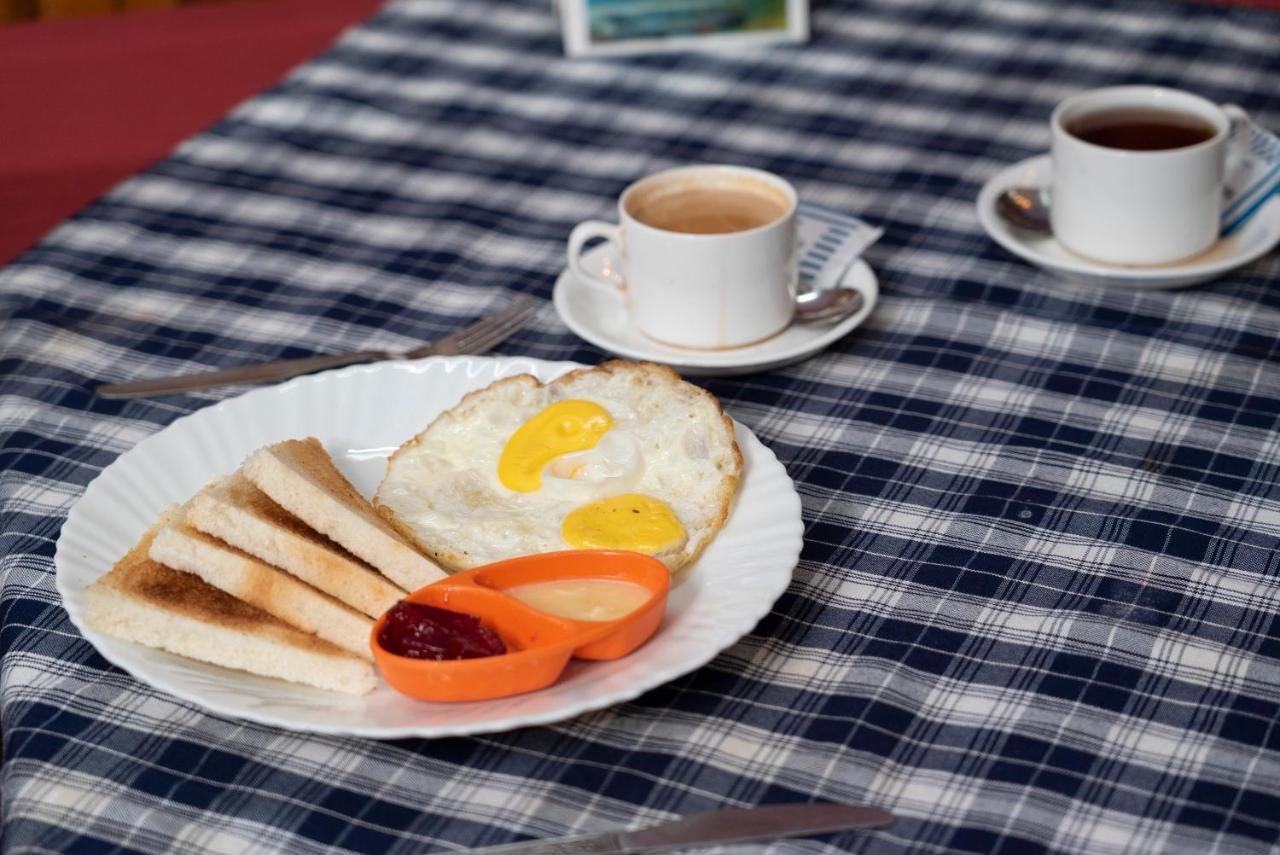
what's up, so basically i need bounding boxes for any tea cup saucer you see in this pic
[553,244,878,377]
[977,154,1280,289]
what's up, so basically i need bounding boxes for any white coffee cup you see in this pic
[567,164,798,350]
[1050,85,1249,266]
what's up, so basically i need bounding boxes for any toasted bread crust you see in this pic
[88,522,371,660]
[187,472,405,618]
[244,438,445,590]
[87,524,376,693]
[259,438,399,537]
[94,524,294,635]
[150,507,375,660]
[225,471,319,540]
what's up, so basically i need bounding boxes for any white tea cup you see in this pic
[1050,85,1250,266]
[567,164,798,350]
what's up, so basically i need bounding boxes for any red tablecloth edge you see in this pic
[4,0,1278,268]
[0,0,385,267]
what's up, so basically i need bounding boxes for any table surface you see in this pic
[4,1,1280,852]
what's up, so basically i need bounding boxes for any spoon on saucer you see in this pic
[794,287,865,323]
[996,185,1052,233]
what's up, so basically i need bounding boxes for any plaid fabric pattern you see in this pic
[4,0,1280,851]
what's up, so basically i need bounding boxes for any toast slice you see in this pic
[186,472,404,619]
[241,438,446,592]
[85,525,376,695]
[149,506,374,660]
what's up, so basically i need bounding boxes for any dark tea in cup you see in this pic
[1066,107,1218,151]
[1050,86,1248,265]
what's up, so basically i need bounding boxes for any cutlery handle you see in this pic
[95,350,387,398]
[465,804,895,854]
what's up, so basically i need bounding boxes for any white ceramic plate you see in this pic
[554,244,878,376]
[55,356,803,739]
[976,154,1280,289]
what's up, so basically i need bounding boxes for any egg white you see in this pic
[375,364,741,571]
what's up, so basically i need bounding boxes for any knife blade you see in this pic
[466,803,895,854]
[95,298,535,398]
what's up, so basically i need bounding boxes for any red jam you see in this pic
[378,602,507,660]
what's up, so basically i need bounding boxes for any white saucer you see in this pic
[553,244,878,376]
[976,154,1280,289]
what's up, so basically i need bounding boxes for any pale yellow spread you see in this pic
[506,578,651,622]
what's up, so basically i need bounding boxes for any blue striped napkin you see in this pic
[1222,122,1280,234]
[796,202,883,293]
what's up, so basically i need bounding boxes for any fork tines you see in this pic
[415,294,538,358]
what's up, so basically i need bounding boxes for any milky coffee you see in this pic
[626,175,791,235]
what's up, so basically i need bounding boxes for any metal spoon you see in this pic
[794,287,865,323]
[996,185,1052,233]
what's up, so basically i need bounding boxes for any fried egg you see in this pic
[374,361,742,572]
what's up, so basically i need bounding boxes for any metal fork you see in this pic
[95,295,539,398]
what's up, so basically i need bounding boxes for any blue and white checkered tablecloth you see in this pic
[4,0,1280,852]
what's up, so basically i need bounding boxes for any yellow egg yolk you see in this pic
[498,400,613,492]
[561,494,686,554]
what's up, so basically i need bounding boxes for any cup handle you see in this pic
[1222,103,1251,202]
[567,221,624,293]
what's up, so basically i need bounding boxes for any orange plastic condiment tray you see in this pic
[370,550,670,702]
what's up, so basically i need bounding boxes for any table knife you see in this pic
[95,296,536,398]
[466,803,895,854]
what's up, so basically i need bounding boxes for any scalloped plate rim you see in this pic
[55,355,803,738]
